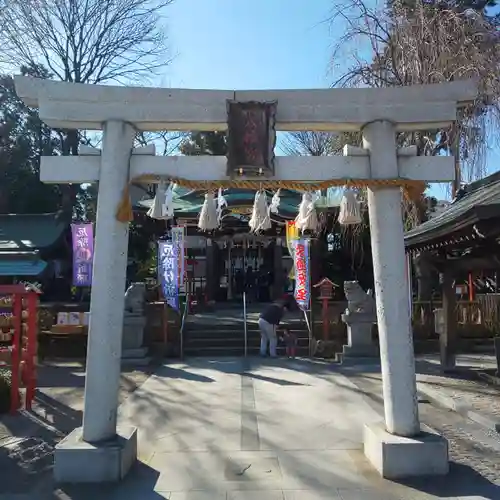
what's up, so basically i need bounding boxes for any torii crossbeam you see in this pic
[14,75,476,483]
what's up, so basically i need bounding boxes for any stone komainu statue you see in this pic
[124,282,146,314]
[343,281,376,316]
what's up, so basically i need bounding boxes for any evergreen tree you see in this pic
[0,68,62,214]
[179,132,227,156]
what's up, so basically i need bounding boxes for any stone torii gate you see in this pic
[14,76,476,483]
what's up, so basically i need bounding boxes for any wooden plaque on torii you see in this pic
[226,100,277,177]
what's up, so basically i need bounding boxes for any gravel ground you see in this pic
[415,356,500,419]
[346,366,500,490]
[0,361,154,496]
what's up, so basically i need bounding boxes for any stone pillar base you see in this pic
[342,344,379,358]
[122,347,151,366]
[122,315,146,351]
[54,425,137,483]
[341,312,378,360]
[122,314,150,365]
[364,422,449,478]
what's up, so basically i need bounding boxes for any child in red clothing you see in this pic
[282,328,297,359]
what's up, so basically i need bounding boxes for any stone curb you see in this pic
[417,383,500,433]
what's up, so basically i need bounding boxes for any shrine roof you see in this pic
[136,189,301,215]
[404,171,500,250]
[0,213,67,252]
[0,257,47,277]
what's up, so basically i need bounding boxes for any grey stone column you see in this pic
[273,238,283,299]
[82,120,135,443]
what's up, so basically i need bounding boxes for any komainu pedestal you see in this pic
[341,281,378,359]
[122,283,150,365]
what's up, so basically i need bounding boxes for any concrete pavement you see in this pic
[53,357,500,499]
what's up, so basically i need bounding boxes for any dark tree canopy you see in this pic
[180,132,227,156]
[0,69,61,214]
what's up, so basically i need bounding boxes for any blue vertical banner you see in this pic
[158,241,179,311]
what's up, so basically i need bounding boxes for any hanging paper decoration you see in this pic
[269,189,281,214]
[338,188,362,225]
[163,183,174,218]
[147,181,173,220]
[158,241,179,311]
[295,192,319,233]
[293,238,310,311]
[198,191,219,231]
[216,188,228,223]
[249,190,272,232]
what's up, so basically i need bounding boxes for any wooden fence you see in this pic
[412,294,500,337]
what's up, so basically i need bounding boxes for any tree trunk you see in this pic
[60,129,80,216]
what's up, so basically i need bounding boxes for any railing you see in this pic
[243,291,248,357]
[179,295,189,360]
[412,300,488,326]
[412,295,500,337]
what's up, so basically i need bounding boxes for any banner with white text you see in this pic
[293,238,310,311]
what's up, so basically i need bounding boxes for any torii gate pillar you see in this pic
[82,121,136,443]
[54,121,139,483]
[363,120,420,436]
[356,121,449,478]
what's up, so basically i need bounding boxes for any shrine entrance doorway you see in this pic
[222,236,271,303]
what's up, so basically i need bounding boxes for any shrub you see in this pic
[0,368,12,414]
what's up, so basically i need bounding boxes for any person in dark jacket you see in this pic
[258,295,294,357]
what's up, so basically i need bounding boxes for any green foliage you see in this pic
[180,132,227,156]
[0,68,62,214]
[0,67,97,217]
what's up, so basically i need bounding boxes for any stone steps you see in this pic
[183,325,311,357]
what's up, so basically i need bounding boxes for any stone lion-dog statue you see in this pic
[124,282,146,314]
[343,281,376,316]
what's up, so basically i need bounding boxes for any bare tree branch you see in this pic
[329,0,500,197]
[0,0,173,85]
[281,132,337,156]
[0,0,174,215]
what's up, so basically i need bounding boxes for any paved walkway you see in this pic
[52,358,500,499]
[0,363,152,497]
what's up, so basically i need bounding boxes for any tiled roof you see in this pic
[0,258,47,276]
[405,171,500,249]
[137,190,301,215]
[0,213,67,252]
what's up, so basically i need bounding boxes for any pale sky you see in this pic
[159,0,500,199]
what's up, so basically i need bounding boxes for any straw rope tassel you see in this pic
[338,188,362,225]
[269,189,281,214]
[198,191,219,231]
[249,190,272,233]
[115,173,426,222]
[295,192,319,233]
[147,181,174,220]
[216,188,228,224]
[116,184,133,223]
